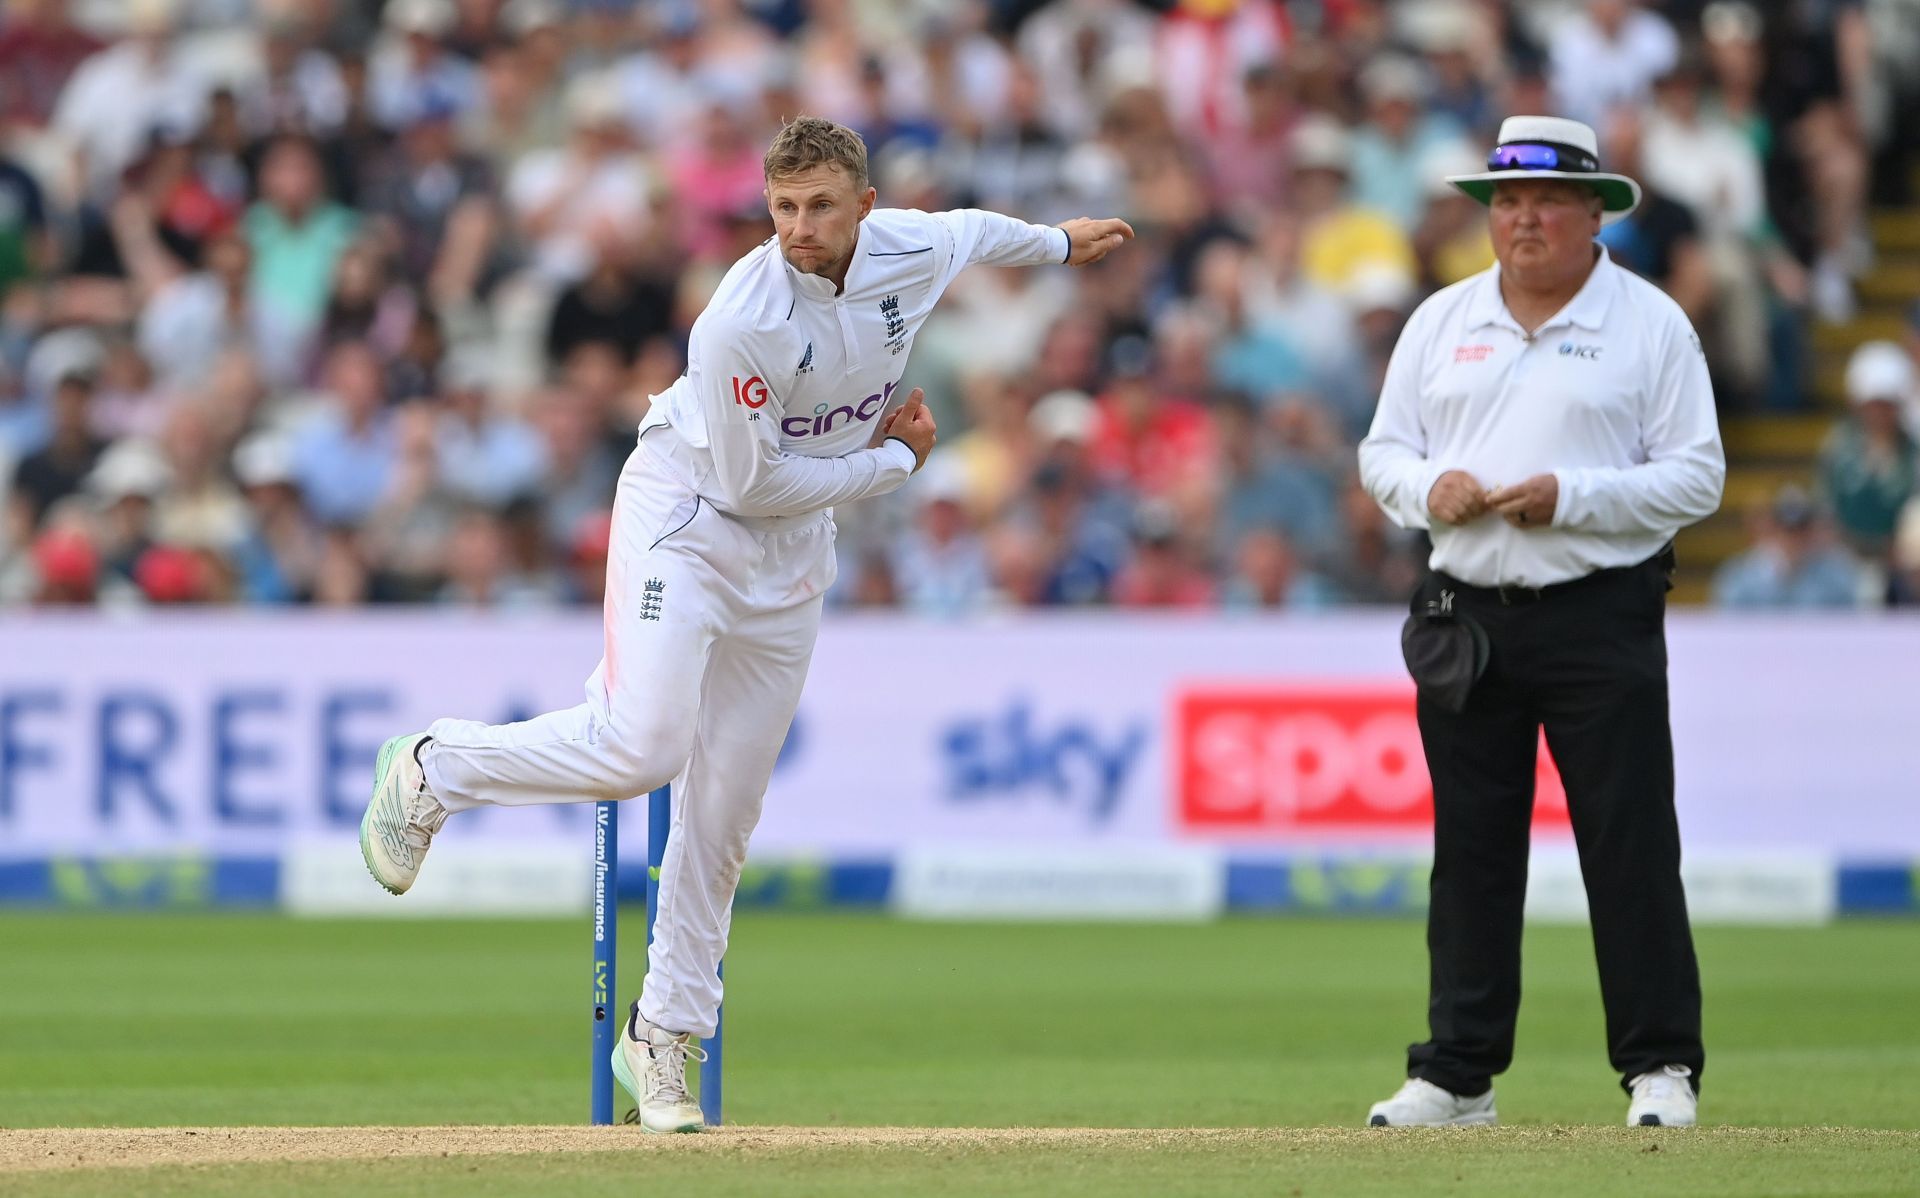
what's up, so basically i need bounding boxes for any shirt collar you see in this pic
[1468,244,1618,334]
[782,226,865,303]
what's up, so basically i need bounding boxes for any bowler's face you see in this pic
[1489,179,1601,280]
[767,165,875,280]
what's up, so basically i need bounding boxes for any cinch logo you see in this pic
[781,379,898,439]
[732,375,769,408]
[1559,343,1602,360]
[1174,686,1569,836]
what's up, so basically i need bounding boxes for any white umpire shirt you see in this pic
[1358,246,1725,588]
[639,207,1070,526]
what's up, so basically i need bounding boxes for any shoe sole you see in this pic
[1634,1115,1695,1127]
[1368,1112,1498,1128]
[610,1040,702,1134]
[359,735,413,896]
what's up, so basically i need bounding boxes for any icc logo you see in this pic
[732,376,769,408]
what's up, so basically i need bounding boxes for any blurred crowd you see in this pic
[1,0,1918,613]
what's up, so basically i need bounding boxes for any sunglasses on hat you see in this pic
[1486,141,1600,174]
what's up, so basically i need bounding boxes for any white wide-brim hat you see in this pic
[1446,115,1642,225]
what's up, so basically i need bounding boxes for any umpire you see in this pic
[1358,116,1725,1129]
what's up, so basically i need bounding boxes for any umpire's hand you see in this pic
[1487,474,1560,529]
[1427,470,1491,525]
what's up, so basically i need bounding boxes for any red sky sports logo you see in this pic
[1454,345,1495,363]
[732,376,769,408]
[1174,686,1569,835]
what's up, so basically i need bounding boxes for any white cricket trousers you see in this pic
[420,430,835,1037]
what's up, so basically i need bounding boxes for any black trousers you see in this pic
[1406,555,1704,1096]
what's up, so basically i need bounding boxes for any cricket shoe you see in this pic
[612,1011,706,1134]
[1367,1078,1497,1127]
[1626,1065,1697,1127]
[359,733,445,895]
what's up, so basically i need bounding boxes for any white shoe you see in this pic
[611,1012,706,1134]
[359,733,445,895]
[1627,1065,1697,1127]
[1367,1077,1497,1127]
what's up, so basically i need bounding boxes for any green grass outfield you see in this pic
[3,912,1916,1195]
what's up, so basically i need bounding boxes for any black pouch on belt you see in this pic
[1400,579,1490,715]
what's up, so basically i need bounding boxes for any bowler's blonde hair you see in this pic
[763,117,870,189]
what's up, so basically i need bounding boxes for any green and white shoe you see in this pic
[359,733,446,895]
[611,1011,706,1134]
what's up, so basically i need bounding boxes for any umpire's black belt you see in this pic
[1435,545,1676,607]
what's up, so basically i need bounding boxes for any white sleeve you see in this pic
[1552,316,1725,534]
[1358,312,1446,531]
[691,314,917,518]
[928,208,1072,291]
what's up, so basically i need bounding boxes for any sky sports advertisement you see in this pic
[0,612,1914,917]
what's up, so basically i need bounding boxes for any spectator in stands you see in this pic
[52,0,206,202]
[1641,56,1770,404]
[368,0,482,132]
[357,93,498,299]
[0,0,102,130]
[230,430,317,604]
[135,228,278,392]
[1411,141,1496,292]
[433,345,545,509]
[244,133,359,351]
[1110,500,1214,609]
[893,453,993,618]
[8,370,102,527]
[1192,240,1311,407]
[241,12,349,138]
[505,71,656,285]
[1350,56,1464,233]
[0,137,52,298]
[1205,63,1296,219]
[437,502,558,608]
[531,383,619,549]
[1242,210,1361,395]
[83,438,168,591]
[151,398,246,551]
[1712,484,1862,608]
[1548,0,1679,128]
[1289,116,1416,295]
[1595,108,1713,331]
[1818,342,1918,563]
[1222,526,1340,610]
[1408,2,1493,134]
[1014,389,1131,606]
[291,341,396,526]
[1756,0,1873,325]
[360,399,455,602]
[1089,333,1215,505]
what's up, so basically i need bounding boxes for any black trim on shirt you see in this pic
[867,247,933,257]
[786,297,796,320]
[884,436,921,470]
[1059,228,1071,264]
[649,497,703,550]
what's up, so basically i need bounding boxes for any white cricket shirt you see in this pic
[639,207,1070,525]
[1358,246,1725,588]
